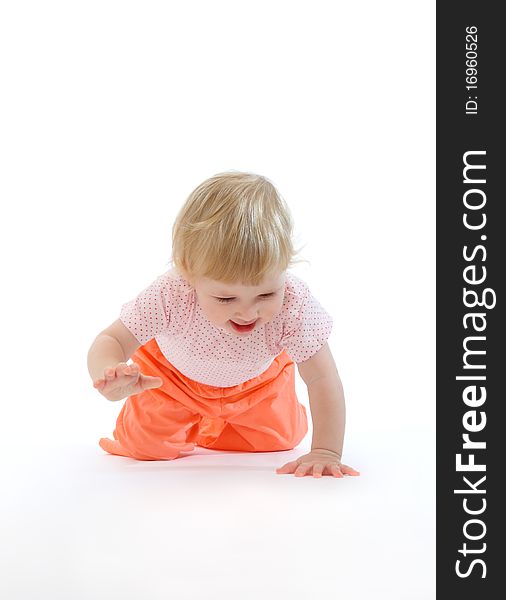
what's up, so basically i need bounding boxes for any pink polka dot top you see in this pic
[119,268,333,388]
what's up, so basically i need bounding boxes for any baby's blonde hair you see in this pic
[169,170,306,285]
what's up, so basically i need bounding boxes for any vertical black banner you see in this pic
[437,1,504,597]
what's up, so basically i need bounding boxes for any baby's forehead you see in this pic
[200,271,286,294]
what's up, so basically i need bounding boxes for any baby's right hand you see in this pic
[92,362,163,402]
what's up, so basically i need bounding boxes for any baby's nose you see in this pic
[235,314,258,323]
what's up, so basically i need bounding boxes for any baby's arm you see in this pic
[276,343,360,478]
[298,342,345,455]
[88,329,126,381]
[87,319,162,401]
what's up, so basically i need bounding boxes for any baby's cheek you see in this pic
[266,304,283,321]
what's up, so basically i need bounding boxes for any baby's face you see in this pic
[192,270,286,336]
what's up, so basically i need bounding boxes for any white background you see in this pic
[1,1,435,598]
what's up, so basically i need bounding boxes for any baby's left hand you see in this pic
[276,449,360,478]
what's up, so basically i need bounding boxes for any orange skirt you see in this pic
[99,338,308,461]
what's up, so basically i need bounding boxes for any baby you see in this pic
[88,171,359,479]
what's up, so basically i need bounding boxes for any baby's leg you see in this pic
[99,392,201,460]
[197,352,308,453]
[198,400,308,453]
[100,338,209,461]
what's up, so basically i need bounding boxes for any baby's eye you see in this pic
[215,293,276,304]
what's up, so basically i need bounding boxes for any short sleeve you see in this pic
[279,276,333,363]
[119,272,174,345]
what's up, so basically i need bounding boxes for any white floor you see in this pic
[1,427,434,600]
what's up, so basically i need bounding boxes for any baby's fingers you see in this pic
[276,460,300,474]
[294,463,311,477]
[329,464,344,478]
[139,374,163,390]
[340,463,360,476]
[93,363,136,388]
[123,362,140,376]
[312,463,325,478]
[103,367,116,380]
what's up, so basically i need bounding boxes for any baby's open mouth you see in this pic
[230,319,257,332]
